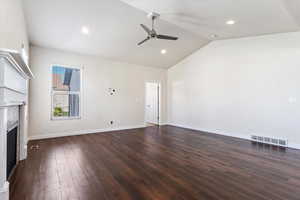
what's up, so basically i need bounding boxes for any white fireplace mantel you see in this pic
[0,49,33,200]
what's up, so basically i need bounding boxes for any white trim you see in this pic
[166,123,300,150]
[158,122,168,126]
[288,142,300,150]
[0,49,33,79]
[0,102,25,108]
[0,86,27,95]
[20,144,27,161]
[144,81,161,126]
[0,181,9,192]
[28,125,146,141]
[7,121,18,132]
[0,181,9,200]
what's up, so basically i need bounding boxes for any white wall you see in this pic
[0,0,29,55]
[0,0,30,144]
[0,0,30,150]
[0,1,29,199]
[29,46,167,139]
[167,31,300,149]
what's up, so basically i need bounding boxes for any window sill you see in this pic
[51,117,81,121]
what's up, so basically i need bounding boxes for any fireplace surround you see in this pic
[0,49,33,200]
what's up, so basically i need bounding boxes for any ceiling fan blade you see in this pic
[138,37,150,45]
[157,35,178,40]
[140,24,151,35]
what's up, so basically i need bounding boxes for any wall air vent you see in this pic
[279,139,287,146]
[251,135,288,147]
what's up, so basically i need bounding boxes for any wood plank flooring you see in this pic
[10,125,300,200]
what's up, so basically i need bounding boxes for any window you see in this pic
[51,65,81,120]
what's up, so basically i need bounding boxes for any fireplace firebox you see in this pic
[6,126,18,179]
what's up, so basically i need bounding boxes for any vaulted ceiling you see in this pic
[120,0,300,40]
[23,0,300,68]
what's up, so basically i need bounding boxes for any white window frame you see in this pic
[50,64,83,120]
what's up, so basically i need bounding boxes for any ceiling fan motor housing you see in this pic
[147,12,160,20]
[138,12,178,45]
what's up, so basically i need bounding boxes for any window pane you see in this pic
[52,66,80,92]
[53,93,80,117]
[69,94,80,117]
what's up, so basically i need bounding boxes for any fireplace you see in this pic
[7,126,18,179]
[0,49,33,200]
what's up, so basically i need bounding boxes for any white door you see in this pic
[146,83,159,124]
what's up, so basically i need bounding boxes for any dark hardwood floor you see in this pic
[10,125,300,200]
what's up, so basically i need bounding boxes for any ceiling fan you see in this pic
[138,12,178,46]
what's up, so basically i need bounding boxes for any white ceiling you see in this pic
[24,0,300,68]
[120,0,300,39]
[23,0,207,68]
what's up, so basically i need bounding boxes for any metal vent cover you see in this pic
[251,135,288,147]
[279,140,287,146]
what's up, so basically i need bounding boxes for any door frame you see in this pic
[144,81,161,126]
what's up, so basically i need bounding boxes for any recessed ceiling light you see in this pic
[81,26,89,35]
[161,49,167,54]
[226,20,235,25]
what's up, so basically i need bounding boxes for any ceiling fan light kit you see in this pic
[138,12,179,46]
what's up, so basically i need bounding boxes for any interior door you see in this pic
[146,83,159,124]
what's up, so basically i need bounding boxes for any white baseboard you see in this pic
[28,125,146,141]
[167,123,250,140]
[0,181,9,200]
[159,122,168,126]
[20,144,27,161]
[288,142,300,150]
[28,123,300,150]
[167,123,300,150]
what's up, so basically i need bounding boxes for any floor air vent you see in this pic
[251,135,288,147]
